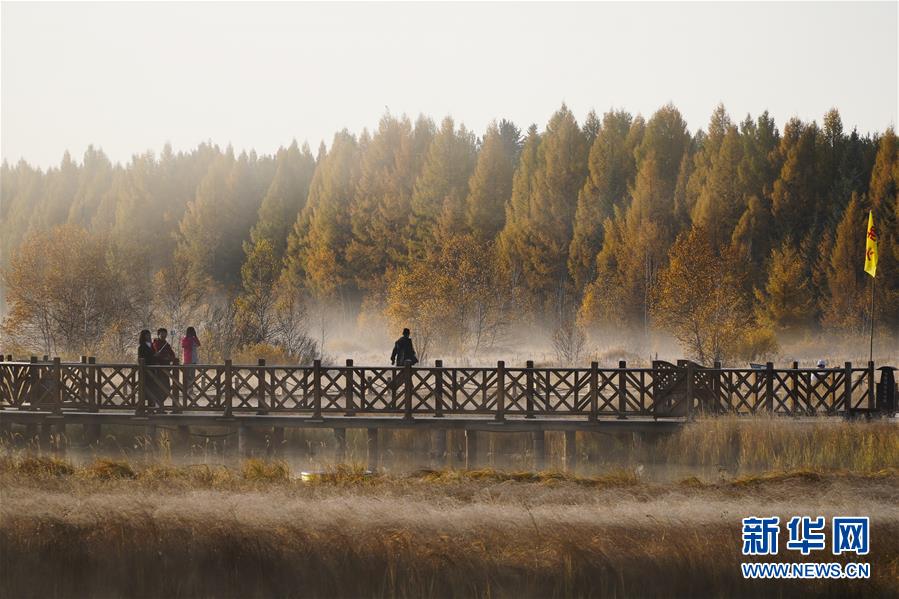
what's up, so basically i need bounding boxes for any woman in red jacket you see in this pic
[181,327,201,396]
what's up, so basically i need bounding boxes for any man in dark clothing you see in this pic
[390,328,417,366]
[389,328,417,391]
[151,328,177,412]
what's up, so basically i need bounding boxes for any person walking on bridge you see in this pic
[389,328,418,391]
[390,328,418,367]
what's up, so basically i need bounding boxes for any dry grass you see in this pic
[655,416,899,472]
[1,456,898,598]
[1,416,897,597]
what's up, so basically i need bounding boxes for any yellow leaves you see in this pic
[650,226,774,364]
[385,235,506,357]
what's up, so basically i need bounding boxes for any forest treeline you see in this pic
[1,104,897,364]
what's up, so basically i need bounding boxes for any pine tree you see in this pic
[730,194,774,285]
[568,110,636,291]
[345,114,430,292]
[67,146,114,229]
[465,122,517,241]
[496,124,541,307]
[284,130,361,305]
[410,117,477,251]
[580,106,690,332]
[822,194,867,333]
[250,141,315,260]
[755,238,817,337]
[691,122,746,248]
[496,105,588,319]
[771,119,818,240]
[176,150,268,288]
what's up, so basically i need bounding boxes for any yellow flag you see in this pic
[864,210,878,277]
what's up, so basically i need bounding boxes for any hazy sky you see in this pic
[2,1,897,168]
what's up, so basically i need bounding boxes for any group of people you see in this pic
[137,327,201,412]
[134,325,417,410]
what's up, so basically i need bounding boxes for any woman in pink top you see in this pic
[181,326,201,395]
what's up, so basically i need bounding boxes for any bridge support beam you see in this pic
[177,425,190,452]
[367,428,379,471]
[84,422,102,447]
[465,430,479,470]
[431,429,447,468]
[25,423,38,449]
[144,423,157,452]
[50,421,66,455]
[334,428,347,463]
[532,430,546,471]
[564,430,577,472]
[272,427,285,457]
[39,421,52,452]
[238,423,250,459]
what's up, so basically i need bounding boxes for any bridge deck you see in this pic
[0,357,893,422]
[0,409,687,433]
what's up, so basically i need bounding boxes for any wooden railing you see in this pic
[0,356,893,419]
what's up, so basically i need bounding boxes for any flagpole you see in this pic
[869,274,875,364]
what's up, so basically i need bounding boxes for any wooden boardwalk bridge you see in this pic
[1,356,895,469]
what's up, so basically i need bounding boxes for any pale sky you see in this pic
[2,1,897,168]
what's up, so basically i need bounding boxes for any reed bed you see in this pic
[657,416,899,472]
[1,416,897,597]
[1,455,898,598]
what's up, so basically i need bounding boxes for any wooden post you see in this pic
[52,357,63,415]
[224,359,234,418]
[344,359,355,416]
[532,430,546,471]
[269,368,277,411]
[403,359,413,421]
[525,360,535,419]
[137,358,147,416]
[28,356,38,409]
[843,361,853,414]
[85,357,101,444]
[431,429,447,468]
[791,361,800,415]
[434,360,444,418]
[617,360,627,419]
[765,362,774,413]
[867,361,875,410]
[710,360,722,415]
[465,429,478,470]
[88,357,98,412]
[589,361,598,421]
[495,361,505,422]
[171,358,182,414]
[79,356,87,405]
[256,359,267,415]
[312,359,323,420]
[367,428,379,471]
[564,430,577,472]
[334,428,347,463]
[685,361,695,420]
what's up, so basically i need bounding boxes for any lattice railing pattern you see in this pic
[0,358,887,418]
